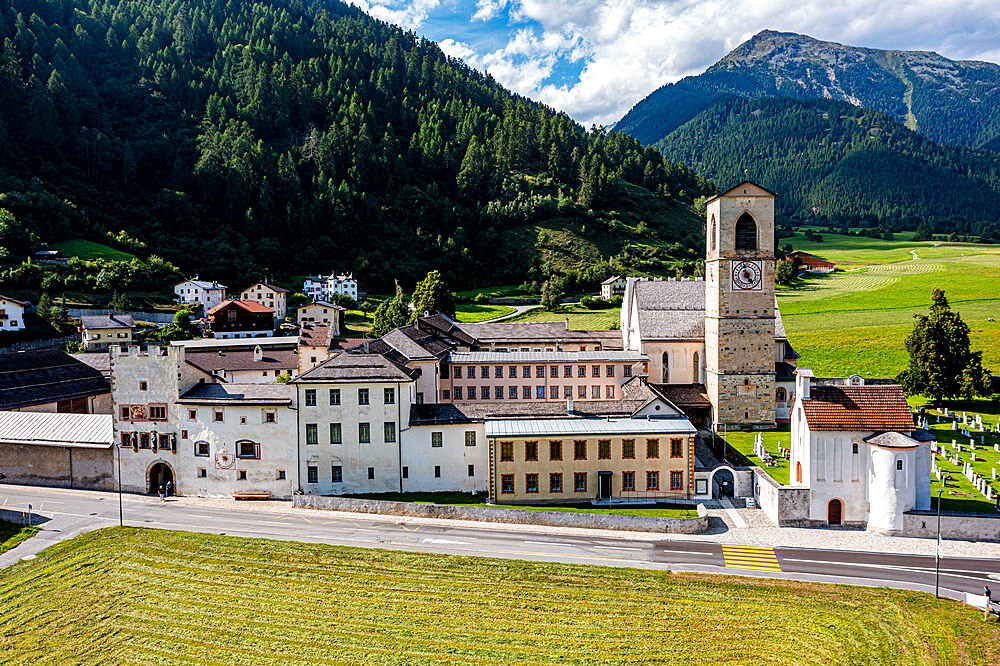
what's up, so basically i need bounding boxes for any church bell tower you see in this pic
[704,181,777,430]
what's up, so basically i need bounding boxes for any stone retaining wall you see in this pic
[897,510,1000,541]
[294,495,709,533]
[753,468,810,527]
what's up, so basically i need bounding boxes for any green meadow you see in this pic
[506,303,621,330]
[0,528,996,665]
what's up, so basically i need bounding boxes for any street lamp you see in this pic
[935,488,944,598]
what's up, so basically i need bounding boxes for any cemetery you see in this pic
[923,406,1000,514]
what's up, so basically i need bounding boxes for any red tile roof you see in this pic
[802,385,914,432]
[206,299,274,315]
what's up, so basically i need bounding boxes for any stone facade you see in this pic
[705,182,777,429]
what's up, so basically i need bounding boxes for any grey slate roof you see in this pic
[633,280,786,340]
[80,314,134,330]
[185,349,298,374]
[458,320,615,343]
[293,352,415,383]
[177,383,292,405]
[0,350,110,409]
[485,417,696,438]
[0,411,113,448]
[864,431,919,449]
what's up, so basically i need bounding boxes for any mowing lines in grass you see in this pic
[722,545,782,572]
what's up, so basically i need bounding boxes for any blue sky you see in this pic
[346,0,1000,127]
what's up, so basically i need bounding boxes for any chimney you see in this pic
[797,367,814,401]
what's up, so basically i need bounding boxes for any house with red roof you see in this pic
[206,300,275,339]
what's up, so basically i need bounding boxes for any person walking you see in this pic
[165,480,173,498]
[158,484,165,501]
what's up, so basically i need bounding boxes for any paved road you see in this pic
[1,484,997,603]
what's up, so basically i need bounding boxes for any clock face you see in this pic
[732,260,762,291]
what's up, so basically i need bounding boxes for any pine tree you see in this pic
[897,288,991,403]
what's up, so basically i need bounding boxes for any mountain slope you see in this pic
[618,30,1000,151]
[655,96,1000,234]
[0,0,711,292]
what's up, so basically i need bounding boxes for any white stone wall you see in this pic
[866,444,918,534]
[402,424,488,493]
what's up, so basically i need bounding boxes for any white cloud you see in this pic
[354,0,1000,126]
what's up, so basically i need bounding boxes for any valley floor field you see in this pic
[1,527,997,665]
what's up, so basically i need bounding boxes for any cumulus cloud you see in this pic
[358,0,1000,126]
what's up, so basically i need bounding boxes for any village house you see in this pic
[0,349,111,413]
[174,278,227,311]
[240,282,289,322]
[206,300,274,339]
[0,411,114,490]
[183,342,298,383]
[79,314,135,351]
[304,273,358,302]
[297,326,363,375]
[296,301,344,332]
[0,295,28,332]
[788,251,835,272]
[600,276,627,300]
[789,369,929,532]
[111,344,297,498]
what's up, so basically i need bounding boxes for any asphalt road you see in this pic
[1,483,998,603]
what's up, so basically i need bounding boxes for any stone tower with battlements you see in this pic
[704,181,777,430]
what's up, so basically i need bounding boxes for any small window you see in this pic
[536,365,545,378]
[525,441,538,461]
[522,386,530,399]
[358,388,369,405]
[671,439,684,458]
[574,472,587,492]
[509,367,517,378]
[896,459,903,471]
[509,386,517,399]
[495,386,504,399]
[236,441,258,459]
[549,473,562,493]
[120,405,130,420]
[577,385,586,398]
[670,471,683,490]
[434,465,441,478]
[367,467,375,480]
[384,388,395,404]
[606,365,615,377]
[195,441,210,457]
[305,389,317,406]
[592,386,600,398]
[240,416,247,425]
[181,430,188,440]
[501,474,514,494]
[384,422,396,443]
[574,440,587,460]
[329,389,341,405]
[495,366,503,378]
[213,409,224,422]
[401,466,408,479]
[454,386,463,401]
[468,464,475,477]
[332,465,343,483]
[148,405,166,420]
[198,468,206,478]
[139,433,151,448]
[606,386,614,398]
[550,386,559,399]
[622,471,635,491]
[647,471,659,491]
[359,422,371,444]
[647,439,659,459]
[525,474,539,493]
[481,366,489,378]
[592,366,600,378]
[578,366,586,378]
[622,439,635,459]
[623,366,632,377]
[442,390,450,400]
[500,442,514,462]
[306,423,318,445]
[277,470,286,480]
[330,423,342,444]
[139,381,148,391]
[465,431,476,447]
[264,411,276,423]
[598,440,611,460]
[549,441,562,461]
[550,366,558,378]
[431,432,443,448]
[522,366,531,378]
[307,466,318,483]
[852,442,859,454]
[564,366,572,378]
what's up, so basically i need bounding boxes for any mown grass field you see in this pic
[711,427,793,486]
[1,528,997,665]
[0,520,37,555]
[454,303,516,323]
[506,304,620,330]
[787,229,992,268]
[49,238,137,262]
[779,244,1000,378]
[343,492,698,518]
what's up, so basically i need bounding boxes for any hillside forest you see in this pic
[0,0,712,296]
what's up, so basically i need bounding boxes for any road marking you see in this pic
[524,540,566,547]
[299,516,314,525]
[273,515,294,521]
[722,545,781,572]
[593,545,642,551]
[422,538,472,545]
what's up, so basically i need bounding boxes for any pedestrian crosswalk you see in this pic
[721,545,781,572]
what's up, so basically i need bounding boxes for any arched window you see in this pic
[661,352,669,383]
[692,352,699,383]
[708,215,715,251]
[775,387,786,402]
[796,461,802,484]
[735,212,757,251]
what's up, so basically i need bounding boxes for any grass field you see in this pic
[1,528,997,664]
[49,238,137,262]
[787,229,995,268]
[454,303,516,323]
[779,246,1000,378]
[710,427,793,486]
[0,520,38,555]
[342,492,698,518]
[506,304,620,330]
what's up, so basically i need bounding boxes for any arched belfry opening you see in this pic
[661,352,669,383]
[735,212,757,251]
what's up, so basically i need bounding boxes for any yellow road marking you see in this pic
[273,515,294,521]
[722,545,781,572]
[2,498,7,506]
[299,516,314,524]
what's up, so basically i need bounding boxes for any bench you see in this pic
[233,490,271,501]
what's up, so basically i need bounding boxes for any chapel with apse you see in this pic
[621,181,799,431]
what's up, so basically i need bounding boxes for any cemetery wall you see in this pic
[898,510,1000,541]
